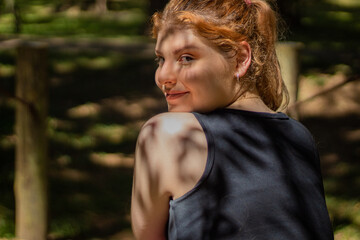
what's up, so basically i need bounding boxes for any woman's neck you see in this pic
[226,93,275,113]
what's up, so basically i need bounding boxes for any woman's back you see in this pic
[167,109,333,240]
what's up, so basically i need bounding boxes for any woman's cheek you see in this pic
[182,69,200,86]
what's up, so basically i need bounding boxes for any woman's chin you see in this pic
[167,105,193,113]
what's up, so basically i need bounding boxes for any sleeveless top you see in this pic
[167,109,333,240]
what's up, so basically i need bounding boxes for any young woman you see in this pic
[131,0,334,239]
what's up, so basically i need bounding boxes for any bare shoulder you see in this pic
[136,112,206,165]
[137,112,206,156]
[139,112,203,139]
[131,112,207,239]
[136,112,208,199]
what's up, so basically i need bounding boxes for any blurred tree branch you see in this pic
[288,74,360,112]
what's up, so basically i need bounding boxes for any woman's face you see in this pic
[155,28,239,112]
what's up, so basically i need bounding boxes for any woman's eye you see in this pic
[179,55,194,64]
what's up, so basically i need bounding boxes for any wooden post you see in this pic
[14,42,48,240]
[276,42,303,118]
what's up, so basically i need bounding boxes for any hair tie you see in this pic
[244,0,252,6]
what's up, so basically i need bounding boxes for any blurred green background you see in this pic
[0,0,359,239]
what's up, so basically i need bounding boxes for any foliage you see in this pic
[0,0,148,37]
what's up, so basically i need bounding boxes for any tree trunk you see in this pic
[14,42,49,240]
[276,42,303,119]
[14,3,21,33]
[2,0,21,33]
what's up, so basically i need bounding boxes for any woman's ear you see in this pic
[235,41,251,78]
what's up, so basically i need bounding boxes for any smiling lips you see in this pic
[165,91,189,100]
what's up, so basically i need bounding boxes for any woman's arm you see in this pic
[131,115,171,240]
[131,113,207,240]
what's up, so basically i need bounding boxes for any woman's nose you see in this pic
[156,62,177,86]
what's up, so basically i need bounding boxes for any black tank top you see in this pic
[167,109,333,240]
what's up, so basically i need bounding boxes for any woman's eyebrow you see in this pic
[155,44,200,55]
[173,45,199,55]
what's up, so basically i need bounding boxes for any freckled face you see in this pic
[155,28,239,112]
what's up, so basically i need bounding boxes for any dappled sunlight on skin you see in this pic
[132,113,208,239]
[134,120,162,212]
[161,117,184,135]
[135,114,207,197]
[175,128,207,186]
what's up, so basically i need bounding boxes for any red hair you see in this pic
[151,0,289,111]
